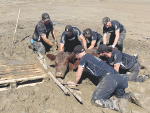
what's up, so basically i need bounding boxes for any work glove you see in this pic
[108,45,115,48]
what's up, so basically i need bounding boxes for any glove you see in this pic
[109,45,115,48]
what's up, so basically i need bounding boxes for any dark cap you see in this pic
[84,28,92,37]
[65,25,73,34]
[102,17,110,24]
[42,13,50,21]
[74,45,85,54]
[95,44,109,54]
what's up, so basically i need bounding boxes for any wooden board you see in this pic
[0,63,45,80]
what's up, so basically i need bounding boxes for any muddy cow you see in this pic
[46,48,99,78]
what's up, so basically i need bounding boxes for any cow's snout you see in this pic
[56,72,64,78]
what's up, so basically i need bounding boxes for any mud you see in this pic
[0,0,150,113]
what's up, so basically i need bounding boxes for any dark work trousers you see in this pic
[91,73,127,109]
[31,40,51,55]
[125,61,146,82]
[109,29,126,51]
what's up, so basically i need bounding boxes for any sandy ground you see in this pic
[0,0,150,113]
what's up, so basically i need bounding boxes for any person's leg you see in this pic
[125,61,147,82]
[32,41,46,55]
[91,75,121,111]
[116,29,126,51]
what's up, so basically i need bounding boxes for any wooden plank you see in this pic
[0,63,46,80]
[0,75,47,85]
[47,72,69,95]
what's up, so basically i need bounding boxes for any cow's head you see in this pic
[47,51,76,78]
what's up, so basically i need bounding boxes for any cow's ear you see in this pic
[46,54,56,61]
[67,53,75,61]
[69,62,75,70]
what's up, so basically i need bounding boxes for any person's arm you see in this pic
[103,33,107,45]
[79,34,87,49]
[41,35,53,46]
[113,29,120,46]
[59,43,64,52]
[51,29,57,42]
[114,63,120,72]
[88,41,96,49]
[75,66,84,84]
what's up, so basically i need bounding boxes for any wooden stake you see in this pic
[12,9,21,44]
[47,72,70,95]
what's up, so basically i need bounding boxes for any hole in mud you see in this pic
[0,84,10,88]
[17,78,43,87]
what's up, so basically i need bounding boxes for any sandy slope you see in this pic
[0,0,150,113]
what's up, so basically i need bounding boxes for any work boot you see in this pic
[122,92,141,107]
[91,99,121,112]
[136,74,149,82]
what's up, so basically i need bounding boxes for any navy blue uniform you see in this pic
[83,30,102,48]
[31,20,53,55]
[103,20,126,51]
[79,54,128,109]
[60,27,82,52]
[107,50,146,82]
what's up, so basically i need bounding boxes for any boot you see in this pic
[91,99,121,112]
[136,75,149,82]
[122,92,141,107]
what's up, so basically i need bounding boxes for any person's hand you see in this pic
[54,40,58,45]
[50,44,57,51]
[67,81,76,87]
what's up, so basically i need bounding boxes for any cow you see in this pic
[46,48,99,78]
[46,47,118,78]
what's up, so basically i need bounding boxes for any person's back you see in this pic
[33,20,53,41]
[60,27,82,52]
[83,28,102,49]
[108,49,137,70]
[80,53,118,77]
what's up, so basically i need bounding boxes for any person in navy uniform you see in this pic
[60,25,87,52]
[67,45,140,112]
[31,13,57,55]
[102,17,126,51]
[95,44,149,82]
[83,28,102,49]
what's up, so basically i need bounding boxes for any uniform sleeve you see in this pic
[83,30,86,37]
[74,27,82,37]
[60,32,66,44]
[113,50,122,65]
[92,32,97,41]
[37,24,46,36]
[114,21,120,31]
[79,58,86,68]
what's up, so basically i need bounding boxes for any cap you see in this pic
[42,13,50,21]
[102,17,110,24]
[65,25,73,34]
[84,28,92,37]
[95,44,109,54]
[74,45,85,54]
